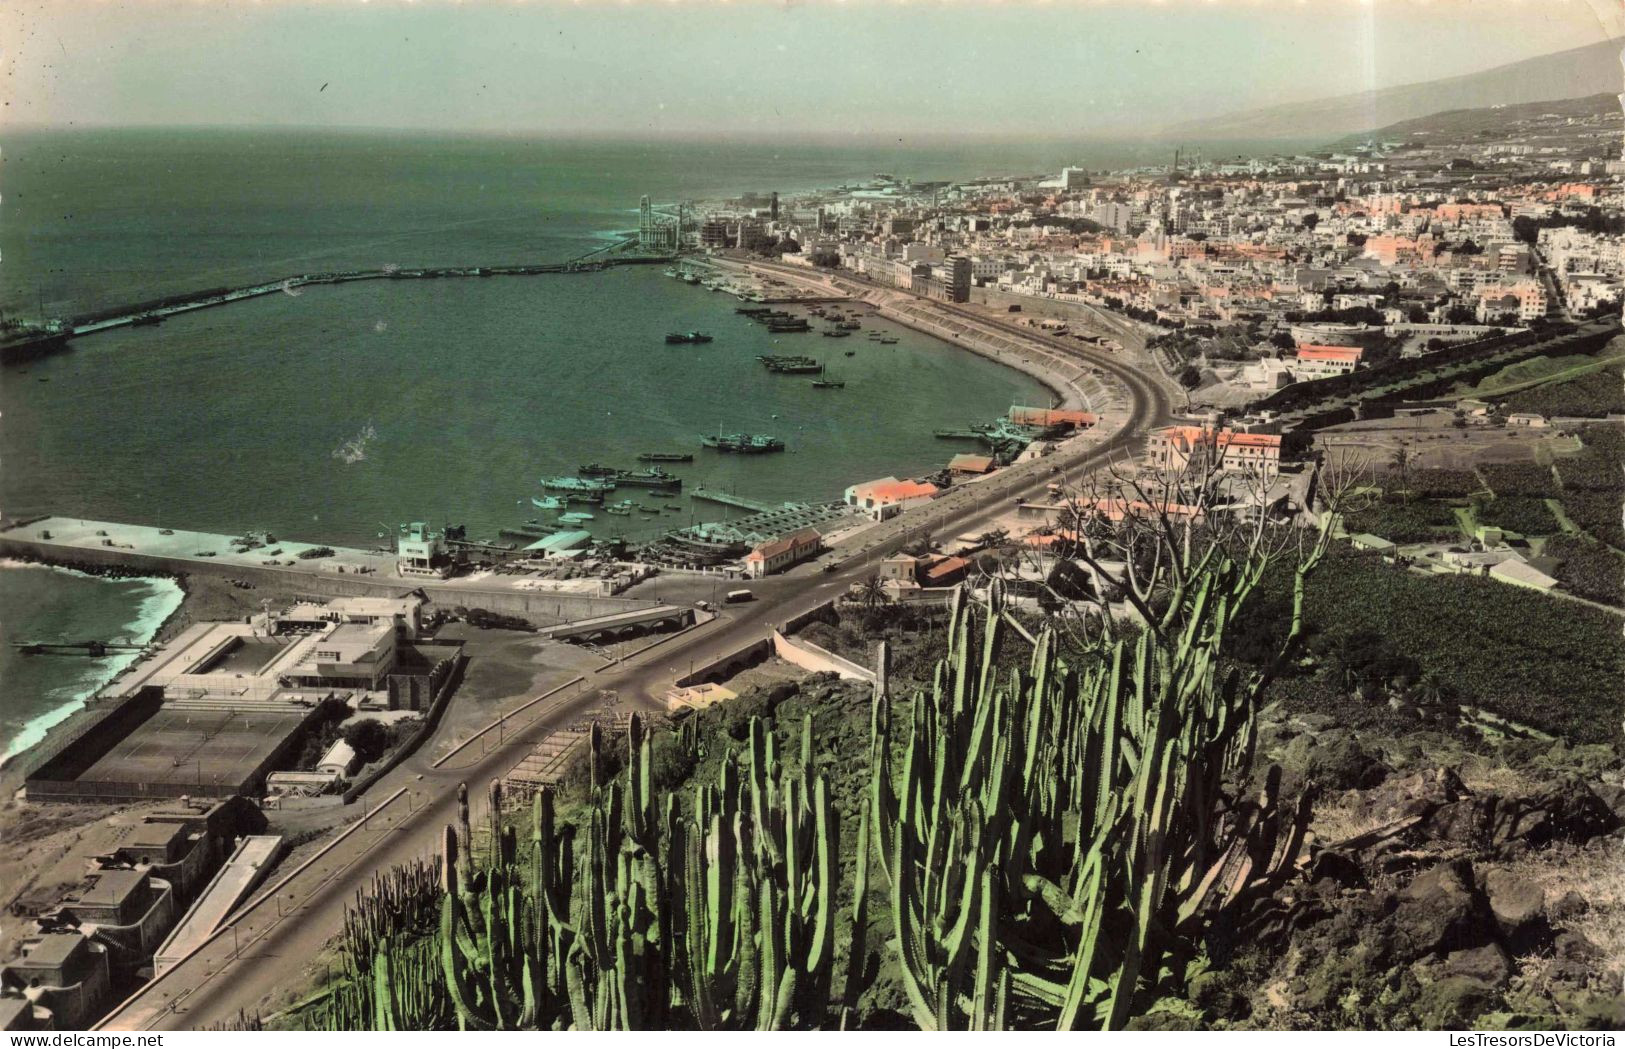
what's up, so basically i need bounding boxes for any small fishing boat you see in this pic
[530,495,566,511]
[559,511,595,523]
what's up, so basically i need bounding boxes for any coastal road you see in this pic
[97,277,1176,1032]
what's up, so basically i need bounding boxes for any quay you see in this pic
[689,487,783,513]
[0,516,662,625]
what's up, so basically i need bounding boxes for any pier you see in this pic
[11,639,147,656]
[6,238,673,362]
[689,487,783,513]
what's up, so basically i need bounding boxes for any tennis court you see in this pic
[73,706,310,794]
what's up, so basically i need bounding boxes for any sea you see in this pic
[0,128,1301,759]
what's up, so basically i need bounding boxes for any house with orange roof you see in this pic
[844,477,941,520]
[1147,426,1281,480]
[1292,344,1364,380]
[947,453,996,476]
[741,527,822,579]
[1008,406,1098,430]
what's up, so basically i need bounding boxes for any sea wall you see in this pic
[0,534,654,626]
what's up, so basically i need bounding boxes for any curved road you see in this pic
[98,279,1176,1032]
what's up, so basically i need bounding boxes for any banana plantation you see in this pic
[304,529,1329,1031]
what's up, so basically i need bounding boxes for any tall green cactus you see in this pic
[870,531,1327,1030]
[321,512,1326,1031]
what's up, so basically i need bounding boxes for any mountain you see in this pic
[1162,37,1623,141]
[1328,93,1618,149]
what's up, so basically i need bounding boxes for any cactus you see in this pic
[871,557,1322,1029]
[319,516,1324,1031]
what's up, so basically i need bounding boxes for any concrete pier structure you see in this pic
[0,516,664,624]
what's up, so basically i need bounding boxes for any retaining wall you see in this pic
[770,631,875,683]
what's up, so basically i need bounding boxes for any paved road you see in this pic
[98,279,1176,1032]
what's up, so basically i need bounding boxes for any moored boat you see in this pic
[701,432,785,454]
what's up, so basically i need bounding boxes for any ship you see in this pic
[612,467,682,490]
[559,511,596,524]
[811,379,845,389]
[701,432,785,454]
[757,355,822,374]
[531,495,567,511]
[665,331,714,344]
[821,329,850,338]
[541,476,616,499]
[766,320,811,333]
[578,463,618,478]
[637,451,694,463]
[844,350,856,357]
[0,325,71,366]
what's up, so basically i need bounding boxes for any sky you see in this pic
[1,0,1620,138]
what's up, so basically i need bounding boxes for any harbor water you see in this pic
[0,563,184,764]
[0,127,1223,757]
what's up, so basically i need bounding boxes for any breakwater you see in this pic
[3,244,670,363]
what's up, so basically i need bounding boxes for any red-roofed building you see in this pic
[1147,426,1282,480]
[947,453,996,475]
[1007,406,1099,430]
[844,477,941,520]
[1292,344,1364,379]
[921,555,972,587]
[742,528,822,578]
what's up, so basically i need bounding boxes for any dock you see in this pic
[690,488,783,514]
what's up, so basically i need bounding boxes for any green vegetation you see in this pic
[1545,534,1624,607]
[1561,491,1625,549]
[1341,499,1463,542]
[1385,468,1482,499]
[342,719,392,764]
[1549,425,1625,548]
[1497,356,1625,417]
[307,524,1334,1030]
[1476,462,1558,499]
[1240,549,1624,743]
[1471,495,1560,536]
[1553,425,1625,492]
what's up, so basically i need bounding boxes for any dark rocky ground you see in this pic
[1150,712,1625,1030]
[594,659,1625,1030]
